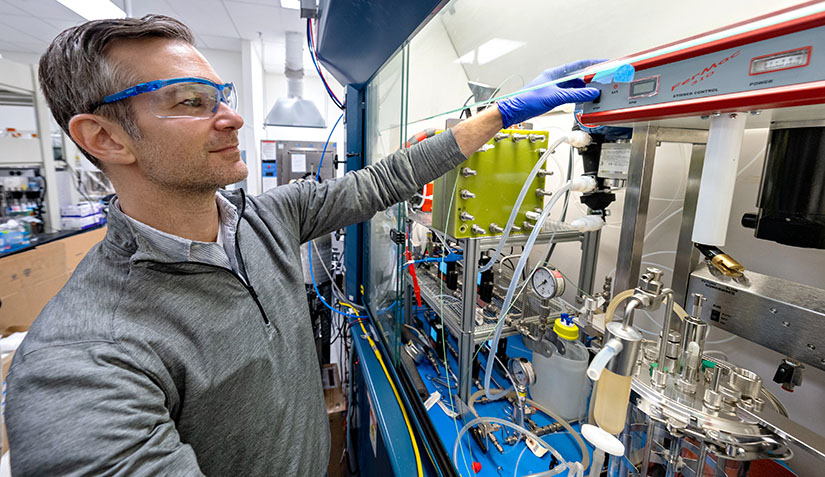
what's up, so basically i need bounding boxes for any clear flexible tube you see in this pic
[466,389,591,470]
[479,133,582,274]
[453,417,577,477]
[483,183,572,400]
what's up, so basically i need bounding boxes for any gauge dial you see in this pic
[531,266,565,299]
[508,357,536,387]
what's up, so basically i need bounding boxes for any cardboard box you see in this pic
[63,226,106,272]
[0,227,104,334]
[324,365,347,477]
[60,201,101,217]
[2,351,13,454]
[61,214,102,231]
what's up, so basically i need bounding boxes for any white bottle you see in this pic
[530,315,591,421]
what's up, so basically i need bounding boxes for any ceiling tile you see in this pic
[7,0,83,21]
[41,18,84,34]
[1,14,67,41]
[1,39,48,54]
[227,0,283,5]
[224,1,302,40]
[129,0,184,19]
[199,34,242,51]
[0,1,26,15]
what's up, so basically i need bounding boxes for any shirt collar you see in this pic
[113,193,238,264]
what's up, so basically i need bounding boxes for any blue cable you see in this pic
[308,246,360,318]
[316,113,343,181]
[309,110,358,318]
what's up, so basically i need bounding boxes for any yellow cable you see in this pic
[340,301,424,477]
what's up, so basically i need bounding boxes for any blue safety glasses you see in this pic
[89,77,237,119]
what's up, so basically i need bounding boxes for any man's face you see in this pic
[107,38,247,193]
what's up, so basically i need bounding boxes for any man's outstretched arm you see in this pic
[256,60,602,243]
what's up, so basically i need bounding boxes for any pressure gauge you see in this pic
[508,357,536,389]
[531,266,565,299]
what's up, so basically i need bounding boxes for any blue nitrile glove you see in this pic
[496,59,604,128]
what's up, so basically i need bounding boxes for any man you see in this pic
[6,14,599,476]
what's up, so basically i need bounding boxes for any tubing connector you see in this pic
[522,221,535,230]
[494,132,510,142]
[535,188,552,198]
[512,133,528,142]
[587,338,623,381]
[565,130,592,148]
[489,223,504,233]
[460,189,476,199]
[528,134,546,143]
[569,215,605,232]
[537,169,554,177]
[570,175,598,193]
[471,224,485,235]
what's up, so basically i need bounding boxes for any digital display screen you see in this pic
[750,48,810,75]
[629,77,658,98]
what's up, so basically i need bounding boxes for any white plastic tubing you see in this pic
[483,176,596,402]
[479,131,592,274]
[453,417,583,477]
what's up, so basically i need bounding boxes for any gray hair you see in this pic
[38,15,196,169]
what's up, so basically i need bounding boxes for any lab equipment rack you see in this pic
[404,209,600,402]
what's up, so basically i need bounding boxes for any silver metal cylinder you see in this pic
[680,317,707,360]
[605,321,643,377]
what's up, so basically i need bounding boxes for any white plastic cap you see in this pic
[566,130,592,148]
[581,424,625,456]
[570,175,597,193]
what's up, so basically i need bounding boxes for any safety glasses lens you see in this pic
[150,82,233,119]
[222,83,237,111]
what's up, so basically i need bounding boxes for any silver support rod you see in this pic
[672,144,706,306]
[458,238,480,402]
[578,230,601,300]
[31,65,61,232]
[741,404,825,461]
[615,124,658,295]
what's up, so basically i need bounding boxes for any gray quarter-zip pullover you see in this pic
[6,130,466,476]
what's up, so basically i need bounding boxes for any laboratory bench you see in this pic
[0,224,106,335]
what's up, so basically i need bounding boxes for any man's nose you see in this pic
[214,101,244,130]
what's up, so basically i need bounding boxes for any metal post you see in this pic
[458,237,479,402]
[672,144,706,306]
[578,229,601,299]
[31,65,61,232]
[615,124,658,295]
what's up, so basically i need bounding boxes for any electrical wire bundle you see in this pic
[306,18,344,110]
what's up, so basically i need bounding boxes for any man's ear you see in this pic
[68,114,136,166]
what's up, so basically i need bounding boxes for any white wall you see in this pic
[200,48,242,86]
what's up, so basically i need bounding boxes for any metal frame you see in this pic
[405,216,594,401]
[614,126,708,299]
